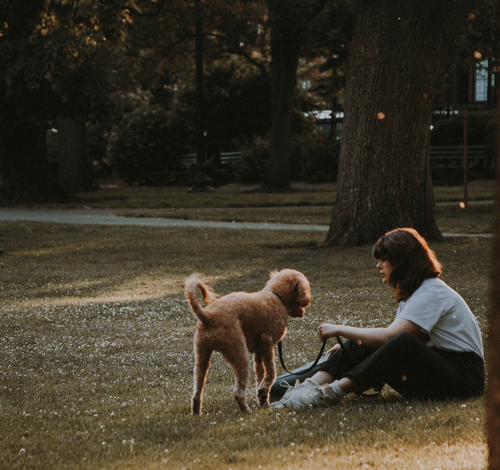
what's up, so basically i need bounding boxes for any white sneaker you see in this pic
[296,383,340,408]
[269,379,315,408]
[270,378,335,409]
[269,380,301,408]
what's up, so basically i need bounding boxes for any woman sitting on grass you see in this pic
[270,227,484,408]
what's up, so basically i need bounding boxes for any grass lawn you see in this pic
[0,204,491,470]
[19,180,496,235]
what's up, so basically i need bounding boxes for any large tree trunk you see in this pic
[264,3,301,191]
[487,78,500,470]
[0,0,61,202]
[325,0,448,246]
[57,114,91,194]
[0,112,59,202]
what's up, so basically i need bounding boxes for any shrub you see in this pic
[292,135,339,183]
[107,104,189,185]
[235,134,339,183]
[431,110,496,152]
[235,136,271,183]
[431,110,496,180]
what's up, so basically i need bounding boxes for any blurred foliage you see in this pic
[106,91,190,185]
[431,111,496,149]
[237,134,339,184]
[0,0,129,121]
[237,136,272,183]
[443,0,498,70]
[0,0,497,198]
[293,134,340,183]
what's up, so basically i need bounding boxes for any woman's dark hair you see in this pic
[372,228,442,302]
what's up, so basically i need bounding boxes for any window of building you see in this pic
[475,59,494,102]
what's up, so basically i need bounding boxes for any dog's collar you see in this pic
[272,291,285,306]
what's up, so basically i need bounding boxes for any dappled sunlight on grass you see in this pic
[11,276,183,309]
[0,222,490,470]
[145,440,486,470]
[10,269,255,310]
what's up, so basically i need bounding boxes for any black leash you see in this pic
[272,291,381,398]
[335,335,357,362]
[278,335,381,398]
[278,339,327,375]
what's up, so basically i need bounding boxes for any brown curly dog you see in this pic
[185,269,311,415]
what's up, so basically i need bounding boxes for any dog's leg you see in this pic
[255,335,277,406]
[254,352,265,386]
[192,340,213,416]
[254,352,266,405]
[223,346,251,413]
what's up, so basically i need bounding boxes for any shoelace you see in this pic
[300,385,333,406]
[269,381,296,407]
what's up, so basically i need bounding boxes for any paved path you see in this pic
[0,208,493,237]
[0,208,328,231]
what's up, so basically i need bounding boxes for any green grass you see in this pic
[112,202,495,235]
[13,180,494,235]
[0,219,491,470]
[17,180,495,211]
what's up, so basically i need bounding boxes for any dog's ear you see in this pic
[294,273,311,308]
[269,270,279,281]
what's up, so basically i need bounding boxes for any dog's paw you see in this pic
[257,388,270,407]
[192,398,202,416]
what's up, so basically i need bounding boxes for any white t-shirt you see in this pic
[395,278,484,359]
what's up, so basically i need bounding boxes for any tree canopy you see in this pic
[0,0,496,200]
[0,0,131,199]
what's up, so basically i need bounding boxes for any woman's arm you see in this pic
[319,318,422,349]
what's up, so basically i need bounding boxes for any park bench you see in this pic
[149,151,242,185]
[179,151,241,167]
[429,145,488,185]
[180,151,241,182]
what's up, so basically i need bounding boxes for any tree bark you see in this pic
[487,74,500,470]
[264,0,326,191]
[0,111,58,202]
[325,0,448,246]
[56,114,91,194]
[264,15,300,190]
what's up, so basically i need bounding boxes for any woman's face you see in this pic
[376,258,393,285]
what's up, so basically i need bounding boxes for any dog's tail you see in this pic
[185,273,219,328]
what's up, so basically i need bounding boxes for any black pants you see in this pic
[272,333,484,400]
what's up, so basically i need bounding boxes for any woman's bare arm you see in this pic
[319,318,422,349]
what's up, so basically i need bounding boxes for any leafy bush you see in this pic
[292,135,340,183]
[431,110,496,180]
[235,136,271,183]
[107,100,190,185]
[431,110,496,151]
[235,134,339,183]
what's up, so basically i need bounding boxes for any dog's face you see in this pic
[268,269,311,318]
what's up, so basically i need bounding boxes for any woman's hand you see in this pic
[319,323,342,342]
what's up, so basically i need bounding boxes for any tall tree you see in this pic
[0,0,56,200]
[264,0,327,190]
[128,0,268,160]
[0,0,129,200]
[325,0,451,246]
